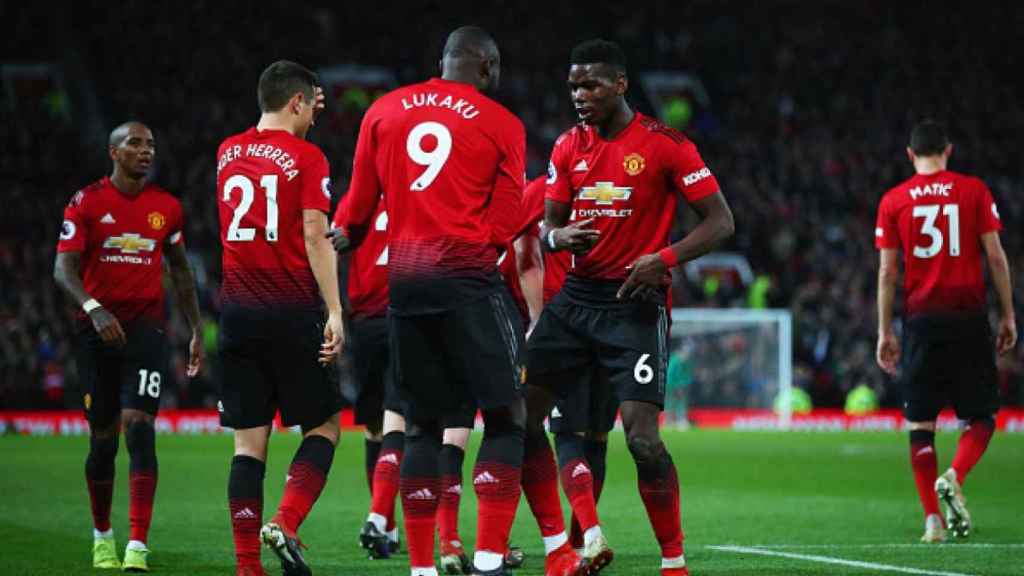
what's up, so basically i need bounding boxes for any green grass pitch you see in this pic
[1,430,1021,575]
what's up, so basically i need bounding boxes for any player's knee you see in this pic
[87,434,119,476]
[124,419,157,471]
[483,400,527,436]
[626,430,663,464]
[907,420,937,432]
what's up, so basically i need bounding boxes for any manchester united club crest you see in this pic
[623,153,645,176]
[148,211,166,231]
[84,393,92,410]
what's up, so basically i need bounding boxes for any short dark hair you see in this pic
[909,120,949,156]
[257,60,318,113]
[570,39,627,74]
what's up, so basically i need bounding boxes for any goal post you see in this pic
[667,308,793,429]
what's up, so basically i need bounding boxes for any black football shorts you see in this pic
[900,313,999,422]
[77,323,169,427]
[349,315,404,424]
[527,281,669,411]
[218,306,344,430]
[389,289,524,426]
[547,362,619,434]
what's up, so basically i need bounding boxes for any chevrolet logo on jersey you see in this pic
[104,233,156,254]
[578,181,632,205]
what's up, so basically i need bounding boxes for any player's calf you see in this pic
[125,417,158,551]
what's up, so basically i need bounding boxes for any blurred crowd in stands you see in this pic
[3,1,1022,413]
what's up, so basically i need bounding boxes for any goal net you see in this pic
[666,308,793,427]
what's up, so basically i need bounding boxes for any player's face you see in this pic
[568,64,626,125]
[111,126,155,178]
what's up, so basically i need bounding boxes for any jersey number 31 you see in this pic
[913,204,960,259]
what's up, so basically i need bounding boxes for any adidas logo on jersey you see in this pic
[473,471,499,485]
[233,507,257,520]
[100,213,116,224]
[574,159,589,172]
[550,406,562,418]
[378,453,399,466]
[446,483,463,495]
[407,488,436,501]
[572,462,590,478]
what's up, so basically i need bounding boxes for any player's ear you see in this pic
[289,92,305,116]
[906,146,915,164]
[943,143,953,159]
[109,145,119,162]
[616,73,628,96]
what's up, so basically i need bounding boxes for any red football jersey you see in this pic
[333,195,389,320]
[546,112,720,281]
[340,77,526,313]
[56,177,184,326]
[216,128,331,308]
[875,170,1002,317]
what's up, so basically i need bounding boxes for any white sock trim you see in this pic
[94,528,114,540]
[368,512,387,533]
[473,551,504,571]
[662,554,686,568]
[387,527,399,542]
[583,525,603,547]
[126,540,148,551]
[411,568,439,576]
[543,532,568,555]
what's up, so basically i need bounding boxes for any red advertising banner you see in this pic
[1,408,1022,435]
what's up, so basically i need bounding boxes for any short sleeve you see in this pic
[302,150,332,213]
[167,198,185,246]
[666,139,720,203]
[544,134,573,204]
[875,194,899,249]
[56,191,87,253]
[976,180,1003,235]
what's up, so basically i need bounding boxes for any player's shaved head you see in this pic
[440,26,501,92]
[109,121,151,148]
[443,26,498,61]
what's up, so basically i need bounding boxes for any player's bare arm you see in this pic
[164,241,204,376]
[541,199,600,255]
[53,251,127,347]
[617,191,734,301]
[514,232,544,333]
[876,248,900,374]
[304,208,344,364]
[981,231,1017,355]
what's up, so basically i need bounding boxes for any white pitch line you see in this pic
[713,543,1024,550]
[709,545,978,576]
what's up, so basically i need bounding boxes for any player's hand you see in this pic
[996,316,1017,356]
[325,228,352,253]
[312,86,326,125]
[618,254,668,301]
[876,330,900,375]
[319,311,344,365]
[187,330,204,377]
[551,219,600,255]
[89,307,127,347]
